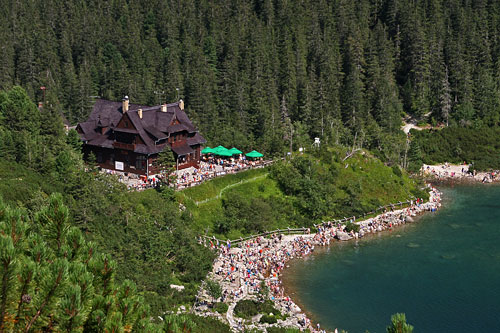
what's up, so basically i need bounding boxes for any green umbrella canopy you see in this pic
[212,145,227,154]
[212,145,231,156]
[201,147,213,154]
[216,150,232,157]
[245,150,264,158]
[228,147,243,155]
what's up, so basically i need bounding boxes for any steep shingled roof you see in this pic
[77,99,206,155]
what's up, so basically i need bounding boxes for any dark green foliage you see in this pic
[187,314,231,333]
[183,147,425,239]
[392,165,403,178]
[4,0,500,160]
[0,159,214,318]
[407,141,423,173]
[157,147,177,185]
[205,279,222,303]
[0,194,156,331]
[160,313,233,332]
[0,88,214,318]
[412,127,500,170]
[260,314,278,324]
[268,149,423,224]
[267,328,310,333]
[234,300,281,320]
[387,313,414,333]
[344,221,360,233]
[221,193,275,235]
[213,302,228,314]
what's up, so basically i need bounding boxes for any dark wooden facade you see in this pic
[77,98,205,176]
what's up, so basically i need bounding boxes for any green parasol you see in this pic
[228,147,243,155]
[201,147,214,154]
[212,146,231,156]
[215,149,232,157]
[245,150,264,158]
[212,145,227,154]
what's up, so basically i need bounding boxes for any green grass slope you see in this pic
[179,146,428,240]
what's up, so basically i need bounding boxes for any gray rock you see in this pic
[336,231,353,241]
[406,216,414,223]
[251,314,262,323]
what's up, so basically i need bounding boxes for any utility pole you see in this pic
[175,156,179,190]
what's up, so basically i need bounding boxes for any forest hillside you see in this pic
[1,0,500,164]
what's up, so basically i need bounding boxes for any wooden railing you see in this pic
[113,142,136,151]
[199,198,418,247]
[316,200,415,226]
[200,227,309,247]
[177,159,279,190]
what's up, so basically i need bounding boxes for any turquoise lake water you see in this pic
[282,185,500,332]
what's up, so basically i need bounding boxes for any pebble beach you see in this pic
[194,186,442,332]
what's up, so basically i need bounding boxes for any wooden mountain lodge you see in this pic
[76,96,206,176]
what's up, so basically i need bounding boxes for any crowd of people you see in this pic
[196,186,442,332]
[102,155,269,191]
[175,157,268,189]
[422,163,499,183]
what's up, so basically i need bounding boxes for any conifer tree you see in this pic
[0,194,156,332]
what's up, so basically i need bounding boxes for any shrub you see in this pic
[392,165,403,178]
[344,221,360,233]
[213,302,229,314]
[260,314,278,324]
[205,279,222,302]
[234,300,281,319]
[267,328,307,333]
[188,314,232,333]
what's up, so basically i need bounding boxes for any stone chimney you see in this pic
[122,96,129,113]
[161,104,167,112]
[179,99,184,110]
[138,108,143,119]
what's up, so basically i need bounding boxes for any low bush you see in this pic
[344,221,360,233]
[187,314,232,333]
[234,300,281,319]
[260,314,278,324]
[267,328,310,333]
[412,126,500,171]
[213,302,228,314]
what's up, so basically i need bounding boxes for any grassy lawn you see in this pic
[179,168,269,203]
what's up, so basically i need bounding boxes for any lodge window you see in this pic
[97,152,103,163]
[110,153,115,164]
[136,156,146,170]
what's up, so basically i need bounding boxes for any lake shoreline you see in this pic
[277,187,442,332]
[195,186,442,332]
[279,184,500,332]
[279,220,427,331]
[422,163,500,184]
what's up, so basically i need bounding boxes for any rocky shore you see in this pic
[194,186,442,332]
[422,163,499,184]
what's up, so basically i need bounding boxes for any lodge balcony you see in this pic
[113,141,136,151]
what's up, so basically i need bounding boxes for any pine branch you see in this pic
[24,269,64,332]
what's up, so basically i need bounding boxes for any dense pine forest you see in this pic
[2,0,500,331]
[2,0,500,161]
